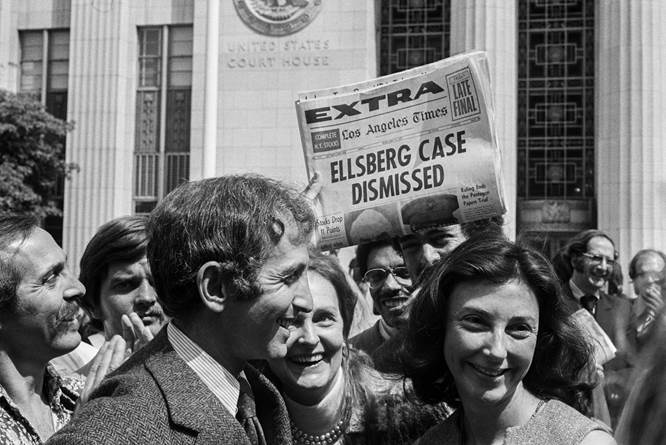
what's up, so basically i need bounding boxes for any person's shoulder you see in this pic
[412,411,459,445]
[244,362,284,405]
[349,321,382,351]
[47,372,170,445]
[523,399,613,443]
[579,430,616,445]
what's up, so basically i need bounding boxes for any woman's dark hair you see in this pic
[307,251,357,339]
[550,247,573,283]
[401,234,594,412]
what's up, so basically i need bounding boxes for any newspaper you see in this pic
[571,308,617,366]
[296,51,506,249]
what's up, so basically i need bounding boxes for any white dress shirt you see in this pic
[167,322,241,416]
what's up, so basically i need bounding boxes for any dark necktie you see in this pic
[236,377,266,445]
[580,294,598,316]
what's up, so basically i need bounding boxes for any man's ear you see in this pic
[196,261,228,313]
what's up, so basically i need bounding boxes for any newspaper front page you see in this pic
[296,51,506,249]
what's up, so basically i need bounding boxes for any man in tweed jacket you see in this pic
[48,175,316,444]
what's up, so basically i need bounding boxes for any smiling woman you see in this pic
[264,251,450,445]
[402,235,617,445]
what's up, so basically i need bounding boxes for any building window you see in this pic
[19,29,70,245]
[134,26,192,214]
[379,0,450,75]
[517,0,594,201]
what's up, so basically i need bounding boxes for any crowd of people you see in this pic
[0,173,663,444]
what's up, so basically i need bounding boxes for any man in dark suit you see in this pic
[559,229,630,427]
[48,175,316,445]
[560,230,628,347]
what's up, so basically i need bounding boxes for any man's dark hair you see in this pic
[460,215,505,239]
[628,249,666,279]
[564,229,617,271]
[147,175,315,319]
[354,238,402,278]
[79,215,148,318]
[0,215,38,311]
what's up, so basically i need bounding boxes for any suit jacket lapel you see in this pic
[560,281,580,315]
[245,364,292,445]
[144,331,250,443]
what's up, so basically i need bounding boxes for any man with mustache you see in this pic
[349,239,413,372]
[48,175,314,445]
[78,215,167,350]
[51,216,168,376]
[0,215,86,443]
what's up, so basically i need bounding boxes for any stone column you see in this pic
[63,0,134,266]
[450,0,518,239]
[0,0,17,92]
[596,0,666,268]
[202,0,219,178]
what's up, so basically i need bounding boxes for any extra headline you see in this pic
[330,130,467,204]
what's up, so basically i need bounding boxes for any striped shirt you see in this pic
[167,322,240,416]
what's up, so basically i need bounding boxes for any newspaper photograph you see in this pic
[296,51,506,249]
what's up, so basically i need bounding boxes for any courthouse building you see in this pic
[0,0,664,270]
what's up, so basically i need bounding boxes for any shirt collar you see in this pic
[377,318,397,341]
[167,322,240,416]
[569,279,599,302]
[0,364,82,436]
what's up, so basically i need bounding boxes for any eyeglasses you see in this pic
[362,266,410,289]
[631,271,665,284]
[582,252,616,267]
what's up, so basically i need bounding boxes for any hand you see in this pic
[79,335,127,405]
[302,171,323,202]
[641,285,664,314]
[121,312,154,355]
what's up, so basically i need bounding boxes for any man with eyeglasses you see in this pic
[561,230,619,317]
[349,239,412,372]
[628,249,665,351]
[560,229,632,427]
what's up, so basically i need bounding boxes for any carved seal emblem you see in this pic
[233,0,323,36]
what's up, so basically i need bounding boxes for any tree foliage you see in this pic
[0,89,77,218]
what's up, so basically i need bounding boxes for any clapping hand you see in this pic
[642,284,664,315]
[121,312,155,356]
[78,312,155,407]
[79,335,127,405]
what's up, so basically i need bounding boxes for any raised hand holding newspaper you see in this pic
[296,51,506,249]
